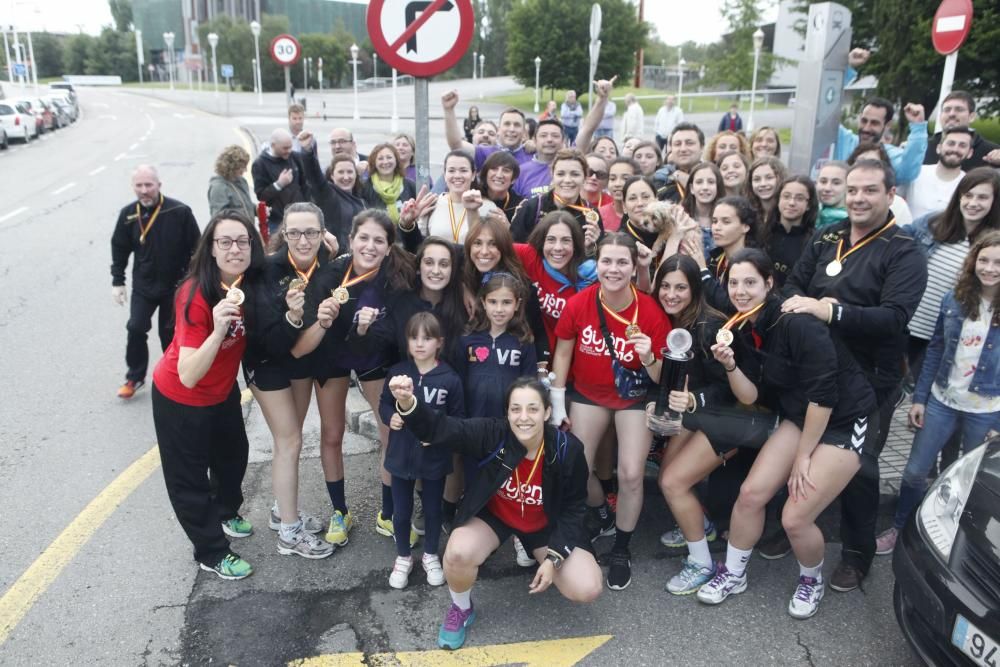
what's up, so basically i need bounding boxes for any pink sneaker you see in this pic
[875,527,898,555]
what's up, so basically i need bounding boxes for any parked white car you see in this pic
[0,100,38,143]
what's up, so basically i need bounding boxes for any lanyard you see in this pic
[447,197,467,243]
[220,274,245,306]
[826,219,896,276]
[515,442,545,517]
[288,251,318,284]
[599,283,642,337]
[553,193,600,225]
[136,194,164,245]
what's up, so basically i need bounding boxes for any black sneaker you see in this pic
[758,529,792,560]
[829,561,864,592]
[586,507,616,542]
[606,549,632,590]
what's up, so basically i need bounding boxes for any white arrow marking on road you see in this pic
[51,182,76,196]
[98,114,118,120]
[173,113,194,119]
[936,15,966,31]
[129,143,139,151]
[89,165,106,176]
[0,206,28,223]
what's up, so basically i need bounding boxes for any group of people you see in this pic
[110,55,999,651]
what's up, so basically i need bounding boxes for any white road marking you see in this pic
[97,114,118,120]
[89,165,107,176]
[0,206,28,223]
[113,153,126,161]
[51,182,76,196]
[129,143,138,150]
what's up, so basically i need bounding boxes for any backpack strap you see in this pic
[477,438,505,469]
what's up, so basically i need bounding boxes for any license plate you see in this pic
[953,615,1000,667]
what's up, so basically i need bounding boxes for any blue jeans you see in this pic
[892,394,999,529]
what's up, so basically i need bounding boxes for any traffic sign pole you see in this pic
[415,79,430,188]
[930,0,973,122]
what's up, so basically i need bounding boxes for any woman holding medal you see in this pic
[510,149,604,245]
[683,196,761,312]
[409,150,497,247]
[695,249,877,620]
[247,203,336,559]
[293,209,416,546]
[386,375,602,650]
[550,233,672,590]
[151,211,276,580]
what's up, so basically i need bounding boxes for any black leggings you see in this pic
[391,475,445,557]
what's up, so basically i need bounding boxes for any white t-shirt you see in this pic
[419,196,497,244]
[933,299,1000,413]
[654,106,684,138]
[906,165,964,220]
[622,104,645,138]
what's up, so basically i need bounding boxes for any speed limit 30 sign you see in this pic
[270,34,302,66]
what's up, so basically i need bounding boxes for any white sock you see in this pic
[725,545,753,576]
[449,587,472,610]
[279,520,302,541]
[799,560,823,580]
[687,538,712,569]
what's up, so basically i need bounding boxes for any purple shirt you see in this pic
[475,144,532,171]
[513,158,552,197]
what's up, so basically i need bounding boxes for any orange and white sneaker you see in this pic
[117,380,144,399]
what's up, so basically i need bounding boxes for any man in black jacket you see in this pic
[110,165,200,398]
[923,90,1000,170]
[780,159,927,591]
[252,128,308,235]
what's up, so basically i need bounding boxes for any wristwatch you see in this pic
[545,553,563,570]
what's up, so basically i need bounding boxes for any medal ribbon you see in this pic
[288,251,318,284]
[721,301,765,332]
[339,261,379,291]
[832,219,897,268]
[553,193,596,221]
[515,441,545,517]
[715,254,728,280]
[220,274,244,293]
[447,197,468,243]
[599,284,640,331]
[137,194,164,244]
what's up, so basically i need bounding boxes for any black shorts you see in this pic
[477,508,551,556]
[787,411,880,458]
[243,363,292,392]
[682,405,776,455]
[567,386,645,411]
[355,365,388,382]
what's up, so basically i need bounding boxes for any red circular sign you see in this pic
[931,0,973,55]
[367,0,475,78]
[270,34,301,66]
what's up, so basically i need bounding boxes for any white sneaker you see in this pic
[422,553,445,586]
[788,575,825,619]
[513,537,535,567]
[389,556,413,589]
[696,564,748,605]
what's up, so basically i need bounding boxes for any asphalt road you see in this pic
[0,82,914,667]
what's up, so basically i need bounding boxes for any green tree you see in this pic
[257,14,293,93]
[85,27,138,80]
[505,0,646,91]
[30,33,66,78]
[703,0,776,90]
[63,34,94,75]
[198,15,255,91]
[108,0,134,32]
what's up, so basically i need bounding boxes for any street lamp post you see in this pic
[472,51,477,83]
[350,43,360,121]
[250,20,262,106]
[677,57,685,106]
[372,52,377,83]
[317,57,323,92]
[478,54,484,100]
[163,32,175,91]
[207,32,219,97]
[303,56,309,91]
[533,56,541,113]
[748,28,765,134]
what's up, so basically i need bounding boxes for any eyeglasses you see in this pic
[214,236,251,250]
[284,229,323,241]
[587,169,609,180]
[779,193,809,203]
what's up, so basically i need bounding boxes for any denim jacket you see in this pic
[903,212,939,260]
[914,291,1000,404]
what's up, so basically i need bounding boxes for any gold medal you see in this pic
[625,324,642,338]
[289,278,307,292]
[599,284,642,340]
[716,328,734,347]
[288,251,318,290]
[825,260,843,277]
[825,218,896,278]
[226,287,245,305]
[331,287,350,304]
[584,209,600,225]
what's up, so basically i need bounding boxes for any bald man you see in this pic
[252,128,308,234]
[111,165,200,398]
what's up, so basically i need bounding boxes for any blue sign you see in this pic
[220,64,234,78]
[13,63,26,76]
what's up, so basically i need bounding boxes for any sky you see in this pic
[10,0,770,46]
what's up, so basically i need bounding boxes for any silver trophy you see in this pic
[647,328,693,437]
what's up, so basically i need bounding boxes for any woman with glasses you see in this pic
[583,154,612,209]
[152,211,283,581]
[762,176,819,288]
[510,149,603,246]
[244,203,336,560]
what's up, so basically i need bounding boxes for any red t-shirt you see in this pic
[554,283,671,409]
[598,202,622,232]
[153,281,246,406]
[515,243,576,354]
[487,453,547,533]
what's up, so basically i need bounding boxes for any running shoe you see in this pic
[757,530,792,560]
[788,575,825,619]
[438,602,475,650]
[422,553,445,586]
[412,497,426,536]
[513,537,535,567]
[277,529,334,559]
[269,506,324,534]
[586,508,616,542]
[326,510,354,547]
[200,552,253,580]
[221,515,253,538]
[375,511,394,537]
[660,520,718,549]
[117,379,144,399]
[696,564,748,604]
[389,556,413,589]
[666,557,717,595]
[875,527,899,555]
[606,549,632,591]
[829,562,863,592]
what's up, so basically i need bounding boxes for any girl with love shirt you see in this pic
[550,233,671,591]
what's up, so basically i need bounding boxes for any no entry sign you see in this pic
[270,34,302,66]
[931,0,973,55]
[367,0,475,78]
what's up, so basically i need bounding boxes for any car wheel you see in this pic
[1,130,7,149]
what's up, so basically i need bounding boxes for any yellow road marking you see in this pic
[289,635,613,667]
[0,446,161,646]
[241,387,254,405]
